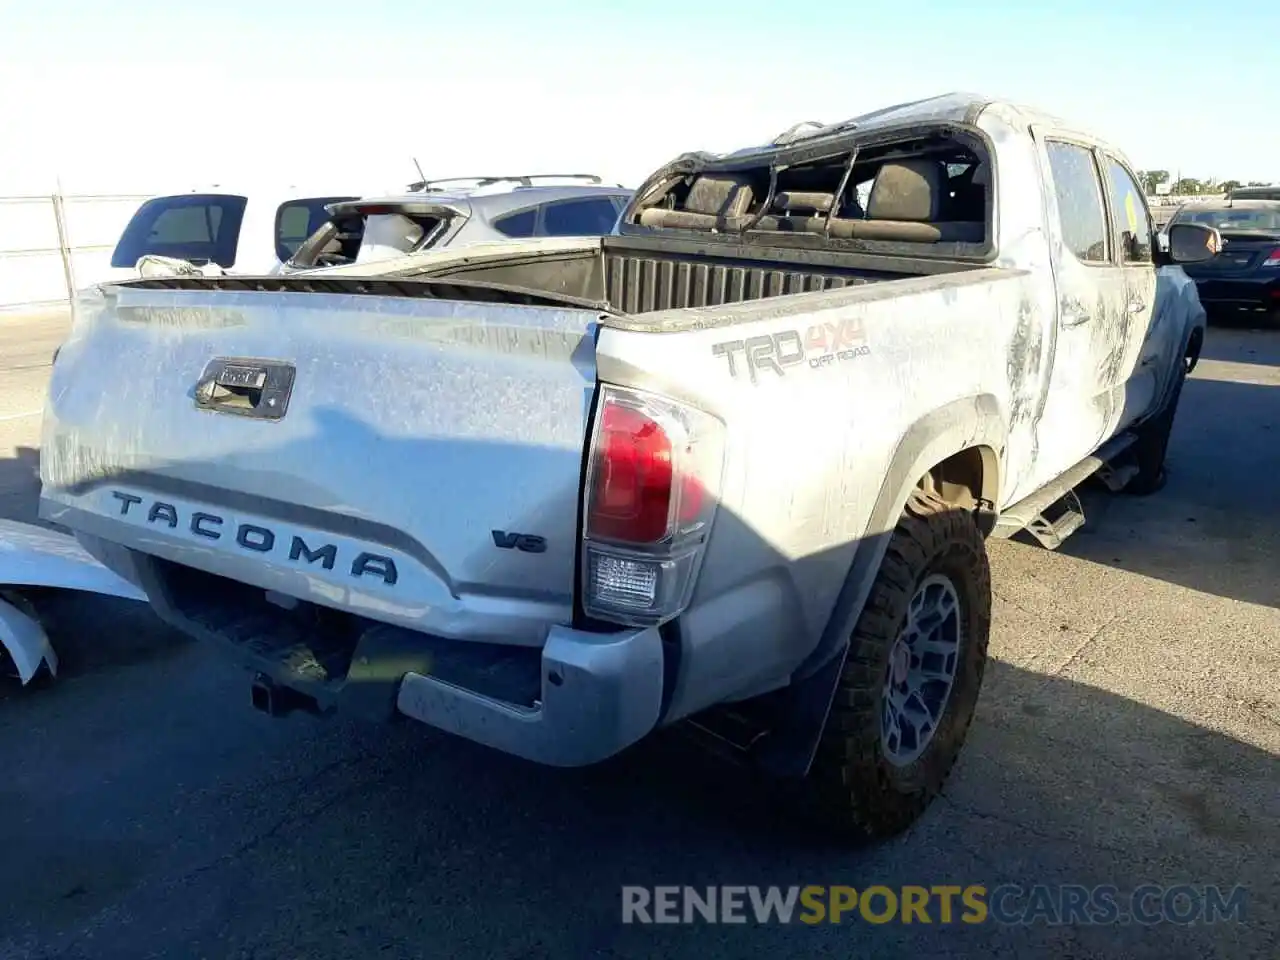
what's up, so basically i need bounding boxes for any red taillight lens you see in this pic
[588,403,674,543]
[580,385,726,626]
[677,473,704,524]
[1262,248,1280,268]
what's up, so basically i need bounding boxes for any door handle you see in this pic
[1127,298,1147,314]
[194,357,296,420]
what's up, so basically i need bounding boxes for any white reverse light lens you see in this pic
[588,552,658,611]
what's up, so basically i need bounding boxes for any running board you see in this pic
[1093,460,1140,493]
[1021,489,1085,550]
[991,432,1137,548]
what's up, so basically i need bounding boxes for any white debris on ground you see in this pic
[0,518,146,685]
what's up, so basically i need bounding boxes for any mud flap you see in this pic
[751,641,850,778]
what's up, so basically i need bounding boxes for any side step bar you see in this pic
[991,431,1137,549]
[1022,489,1085,550]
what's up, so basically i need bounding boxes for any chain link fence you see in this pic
[0,192,150,312]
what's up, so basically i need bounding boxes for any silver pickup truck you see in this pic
[38,93,1219,840]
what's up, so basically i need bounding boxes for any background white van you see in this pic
[103,186,361,280]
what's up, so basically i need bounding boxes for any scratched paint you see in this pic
[37,95,1207,728]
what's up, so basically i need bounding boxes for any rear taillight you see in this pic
[581,385,726,626]
[587,403,675,543]
[1262,248,1280,268]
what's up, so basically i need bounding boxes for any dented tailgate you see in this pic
[39,282,601,646]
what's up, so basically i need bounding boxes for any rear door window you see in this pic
[1044,142,1110,263]
[492,207,538,238]
[541,197,621,236]
[111,194,248,268]
[275,196,357,262]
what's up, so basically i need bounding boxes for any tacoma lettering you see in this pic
[289,536,337,570]
[191,512,223,538]
[109,491,398,585]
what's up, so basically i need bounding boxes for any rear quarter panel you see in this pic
[595,267,1037,719]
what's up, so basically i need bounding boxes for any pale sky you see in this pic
[1,0,1275,196]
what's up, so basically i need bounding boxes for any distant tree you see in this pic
[1171,177,1203,195]
[1139,169,1170,193]
[1220,179,1242,194]
[1247,180,1270,187]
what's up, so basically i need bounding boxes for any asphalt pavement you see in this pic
[0,309,1277,960]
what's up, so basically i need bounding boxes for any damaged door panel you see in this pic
[1021,133,1132,499]
[1101,153,1162,428]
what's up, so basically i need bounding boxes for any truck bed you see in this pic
[120,234,987,325]
[44,233,1012,673]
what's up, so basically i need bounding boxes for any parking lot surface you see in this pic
[1,309,1277,959]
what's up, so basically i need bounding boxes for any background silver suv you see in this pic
[279,174,632,273]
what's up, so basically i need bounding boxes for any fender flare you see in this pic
[1142,302,1204,423]
[0,519,145,685]
[754,394,1006,778]
[1149,268,1206,411]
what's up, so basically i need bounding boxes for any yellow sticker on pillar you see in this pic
[1124,192,1139,236]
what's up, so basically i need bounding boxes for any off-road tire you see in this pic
[806,489,991,841]
[1123,357,1188,496]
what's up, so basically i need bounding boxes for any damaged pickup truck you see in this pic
[37,93,1217,839]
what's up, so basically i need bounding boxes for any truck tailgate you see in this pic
[40,283,601,645]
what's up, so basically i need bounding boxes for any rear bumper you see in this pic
[396,623,665,767]
[57,520,666,768]
[1187,275,1280,308]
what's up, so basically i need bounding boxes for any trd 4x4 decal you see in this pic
[711,317,871,383]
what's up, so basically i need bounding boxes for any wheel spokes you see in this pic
[880,573,964,766]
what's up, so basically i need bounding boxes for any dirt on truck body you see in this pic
[38,92,1217,840]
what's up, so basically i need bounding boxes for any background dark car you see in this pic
[1168,200,1280,323]
[1226,185,1280,202]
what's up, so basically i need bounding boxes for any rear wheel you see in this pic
[805,489,991,841]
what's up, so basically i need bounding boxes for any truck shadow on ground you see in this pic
[1058,372,1280,610]
[216,660,1276,959]
[0,591,189,700]
[1,403,1276,958]
[1,646,1273,959]
[1,445,190,694]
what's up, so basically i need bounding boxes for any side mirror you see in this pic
[1166,222,1223,264]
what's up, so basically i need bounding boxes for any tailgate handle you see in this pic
[194,358,296,420]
